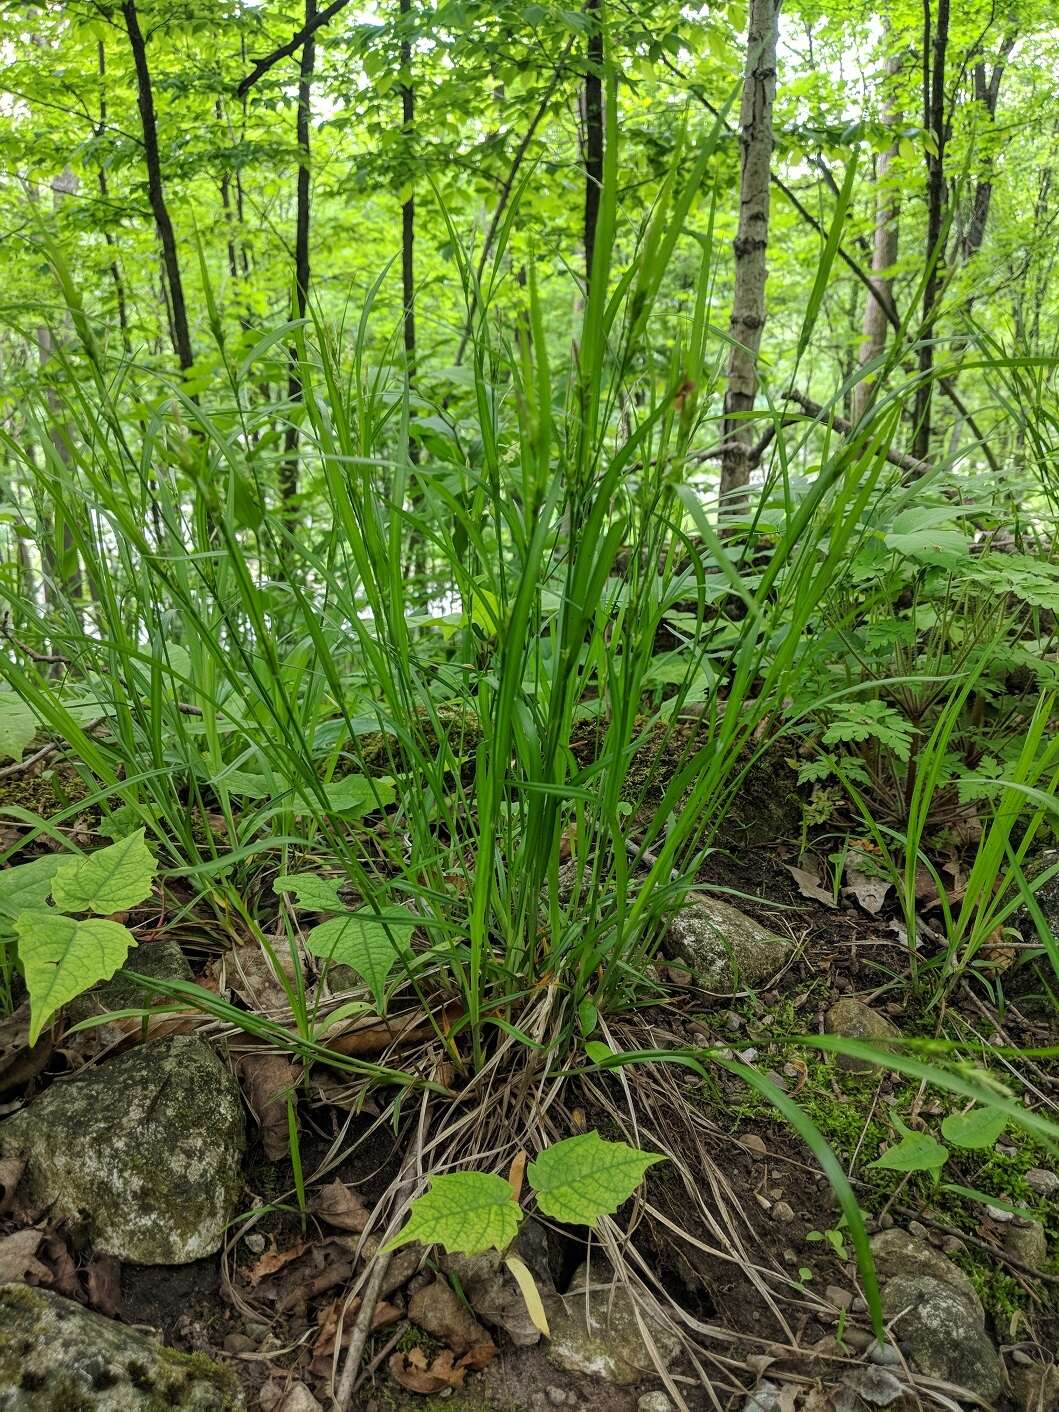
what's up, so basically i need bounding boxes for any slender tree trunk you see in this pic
[279,0,316,524]
[959,36,1015,264]
[911,0,950,465]
[97,45,131,354]
[719,0,782,517]
[400,0,417,389]
[121,0,194,371]
[583,0,603,291]
[853,51,901,421]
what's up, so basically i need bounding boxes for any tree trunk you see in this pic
[853,51,901,421]
[121,0,194,372]
[97,43,132,354]
[719,0,782,517]
[583,0,603,291]
[959,36,1015,263]
[280,0,316,523]
[400,0,416,388]
[911,0,950,465]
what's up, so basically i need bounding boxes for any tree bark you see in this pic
[911,0,950,465]
[719,0,782,517]
[582,0,603,291]
[959,35,1015,263]
[399,0,417,392]
[853,51,901,421]
[121,0,194,372]
[281,0,316,523]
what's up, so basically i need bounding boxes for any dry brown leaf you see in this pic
[408,1277,494,1357]
[237,1052,299,1161]
[784,863,837,909]
[246,1241,306,1287]
[225,944,298,1013]
[86,1253,121,1316]
[43,1235,79,1297]
[0,1227,49,1284]
[312,1180,369,1232]
[507,1151,527,1202]
[325,1001,462,1057]
[843,851,891,915]
[0,1003,52,1096]
[310,1295,402,1372]
[389,1348,467,1395]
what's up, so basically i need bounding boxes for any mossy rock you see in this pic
[66,941,193,1043]
[665,894,792,994]
[0,1035,245,1264]
[824,998,901,1072]
[0,1281,244,1409]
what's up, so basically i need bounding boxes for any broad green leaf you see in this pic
[527,1132,664,1225]
[316,774,396,816]
[940,1107,1006,1150]
[304,909,415,1011]
[867,1129,949,1175]
[0,696,37,763]
[0,855,62,921]
[50,830,157,915]
[384,1172,522,1255]
[16,909,135,1043]
[274,873,344,913]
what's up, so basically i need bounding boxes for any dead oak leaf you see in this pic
[246,1241,307,1288]
[389,1343,494,1395]
[312,1180,369,1232]
[237,1053,299,1162]
[784,863,837,910]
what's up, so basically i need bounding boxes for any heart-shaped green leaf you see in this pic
[0,855,62,921]
[16,909,136,1043]
[304,909,415,1011]
[0,695,37,763]
[867,1129,949,1175]
[274,873,344,913]
[940,1107,1006,1150]
[527,1132,664,1225]
[384,1172,522,1255]
[50,829,157,915]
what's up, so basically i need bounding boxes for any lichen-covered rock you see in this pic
[824,998,901,1072]
[1004,1219,1048,1270]
[869,1228,981,1313]
[0,1282,244,1409]
[664,894,791,993]
[880,1273,1004,1404]
[545,1262,681,1385]
[0,1034,244,1264]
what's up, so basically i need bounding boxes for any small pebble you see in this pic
[738,1047,759,1064]
[244,1232,266,1254]
[879,1211,894,1229]
[985,1204,1014,1223]
[840,1327,873,1352]
[942,1235,966,1256]
[547,1389,567,1407]
[725,1010,744,1031]
[1026,1168,1059,1196]
[825,1284,852,1310]
[907,1220,930,1242]
[637,1394,674,1412]
[766,1069,788,1091]
[771,1201,795,1223]
[222,1333,255,1354]
[868,1340,903,1368]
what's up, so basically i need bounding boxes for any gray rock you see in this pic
[824,998,900,1072]
[1005,1219,1048,1270]
[0,1282,244,1408]
[0,1034,245,1264]
[68,940,193,1023]
[870,1228,982,1313]
[545,1263,681,1386]
[637,1394,673,1412]
[441,1215,554,1347]
[881,1274,1004,1403]
[665,895,792,993]
[742,1381,782,1412]
[1025,1167,1059,1197]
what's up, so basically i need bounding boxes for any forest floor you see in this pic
[0,744,1056,1412]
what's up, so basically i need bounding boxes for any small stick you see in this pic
[333,1244,393,1409]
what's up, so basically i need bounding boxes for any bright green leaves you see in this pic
[528,1133,665,1224]
[274,873,344,913]
[867,1115,948,1177]
[0,855,62,921]
[941,1107,1006,1150]
[320,775,395,815]
[385,1173,523,1256]
[8,833,158,1043]
[304,909,415,1011]
[0,695,37,763]
[51,830,156,914]
[16,911,135,1044]
[388,1134,664,1258]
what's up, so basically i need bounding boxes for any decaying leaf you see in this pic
[246,1241,307,1288]
[86,1253,121,1316]
[784,863,837,909]
[388,1343,494,1395]
[310,1294,402,1374]
[224,944,299,1013]
[843,850,891,915]
[237,1052,299,1161]
[312,1180,369,1232]
[408,1276,494,1356]
[0,1227,49,1284]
